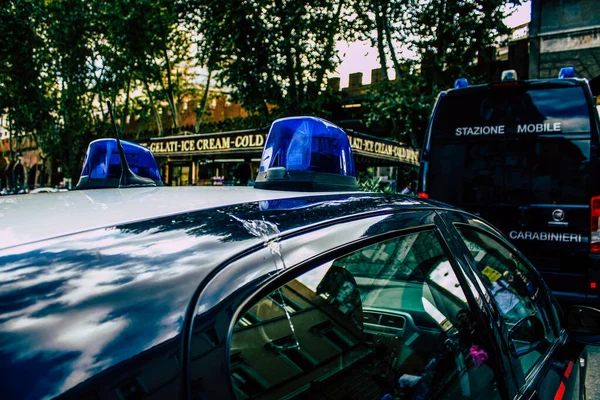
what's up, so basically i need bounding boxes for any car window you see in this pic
[229,230,502,399]
[455,226,559,376]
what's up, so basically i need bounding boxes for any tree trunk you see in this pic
[121,70,132,134]
[143,76,164,136]
[162,47,178,132]
[262,100,270,118]
[374,0,389,81]
[433,0,447,89]
[8,114,14,164]
[195,69,212,133]
[87,92,98,125]
[295,48,304,106]
[275,0,298,111]
[383,3,402,79]
[310,0,345,100]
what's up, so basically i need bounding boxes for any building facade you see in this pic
[529,0,600,81]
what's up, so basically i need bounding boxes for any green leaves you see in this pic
[187,0,352,116]
[361,0,517,149]
[1,0,520,186]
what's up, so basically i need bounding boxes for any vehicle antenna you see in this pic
[106,100,156,188]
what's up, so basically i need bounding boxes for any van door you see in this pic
[422,83,597,299]
[501,133,590,296]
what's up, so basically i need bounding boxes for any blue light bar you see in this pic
[77,139,162,189]
[559,67,576,79]
[255,116,357,191]
[501,69,518,81]
[454,78,469,89]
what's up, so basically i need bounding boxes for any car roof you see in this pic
[0,187,346,249]
[0,186,453,250]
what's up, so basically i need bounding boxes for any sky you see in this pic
[331,1,532,88]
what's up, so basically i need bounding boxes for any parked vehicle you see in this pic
[418,68,600,306]
[1,116,599,400]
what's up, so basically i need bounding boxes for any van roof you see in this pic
[445,77,588,96]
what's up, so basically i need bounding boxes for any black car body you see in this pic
[1,186,599,400]
[418,74,600,306]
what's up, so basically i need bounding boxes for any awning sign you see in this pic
[139,129,420,166]
[348,134,419,166]
[139,132,266,155]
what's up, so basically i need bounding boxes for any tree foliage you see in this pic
[184,0,358,117]
[0,0,52,160]
[1,0,521,186]
[361,0,520,148]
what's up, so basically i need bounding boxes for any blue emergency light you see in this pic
[254,116,357,191]
[454,78,469,89]
[76,139,162,189]
[559,67,576,79]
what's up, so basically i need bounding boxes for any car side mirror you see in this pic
[508,315,545,357]
[566,305,600,345]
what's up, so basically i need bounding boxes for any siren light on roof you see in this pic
[454,78,469,89]
[559,67,576,79]
[501,70,518,81]
[254,116,357,191]
[76,139,162,190]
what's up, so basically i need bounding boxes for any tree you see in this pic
[363,62,435,147]
[410,0,516,91]
[362,0,520,148]
[99,0,192,136]
[42,0,100,184]
[185,0,356,118]
[0,0,53,187]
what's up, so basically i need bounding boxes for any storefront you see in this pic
[137,128,419,186]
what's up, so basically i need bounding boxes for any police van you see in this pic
[418,68,600,306]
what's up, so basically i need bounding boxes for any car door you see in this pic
[437,210,588,400]
[186,209,510,399]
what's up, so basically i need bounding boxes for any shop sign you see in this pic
[140,130,419,166]
[140,132,266,155]
[348,134,419,166]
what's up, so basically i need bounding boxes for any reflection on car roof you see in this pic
[0,187,349,249]
[0,187,440,250]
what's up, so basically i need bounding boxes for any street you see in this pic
[587,347,600,399]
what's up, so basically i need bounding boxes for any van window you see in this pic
[428,86,591,205]
[432,86,591,136]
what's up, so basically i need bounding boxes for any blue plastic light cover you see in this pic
[80,139,161,182]
[559,67,576,79]
[454,78,469,89]
[259,116,355,177]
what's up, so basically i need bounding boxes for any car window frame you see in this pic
[224,216,509,400]
[453,221,562,333]
[184,210,437,398]
[449,220,566,385]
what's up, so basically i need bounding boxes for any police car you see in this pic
[1,117,599,400]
